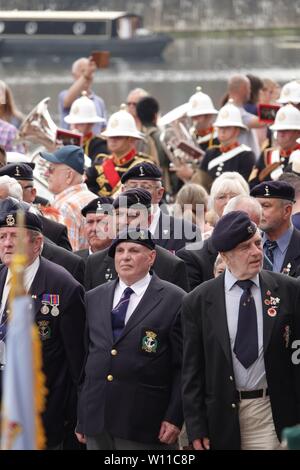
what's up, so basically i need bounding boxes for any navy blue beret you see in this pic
[250,181,295,202]
[108,228,155,258]
[81,196,114,217]
[0,162,35,180]
[113,188,152,210]
[121,162,162,184]
[0,210,43,233]
[211,211,257,252]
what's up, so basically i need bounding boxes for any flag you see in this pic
[0,211,46,450]
[1,295,35,450]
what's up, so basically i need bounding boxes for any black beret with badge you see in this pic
[0,162,35,180]
[81,196,114,217]
[113,188,152,210]
[108,228,155,258]
[121,162,162,184]
[250,180,295,202]
[211,210,257,253]
[0,210,43,233]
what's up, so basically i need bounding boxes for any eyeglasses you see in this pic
[23,185,34,190]
[48,166,69,174]
[126,102,137,107]
[125,183,159,192]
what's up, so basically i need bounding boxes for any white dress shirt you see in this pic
[113,273,152,324]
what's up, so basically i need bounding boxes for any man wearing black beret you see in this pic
[250,180,300,277]
[76,196,114,261]
[0,203,86,449]
[76,228,185,449]
[182,211,300,450]
[121,161,201,253]
[84,188,190,292]
[0,162,73,252]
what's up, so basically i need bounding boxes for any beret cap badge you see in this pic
[6,214,16,226]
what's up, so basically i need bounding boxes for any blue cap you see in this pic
[250,181,295,202]
[113,188,152,210]
[108,228,155,258]
[121,162,162,184]
[211,211,257,252]
[39,145,84,175]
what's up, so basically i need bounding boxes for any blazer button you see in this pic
[231,403,236,409]
[111,349,118,356]
[107,374,113,382]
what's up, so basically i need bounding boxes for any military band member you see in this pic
[200,100,255,183]
[76,228,184,450]
[187,86,219,152]
[249,104,300,186]
[64,92,108,162]
[85,106,149,197]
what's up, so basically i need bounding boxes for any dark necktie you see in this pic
[264,239,278,270]
[233,280,258,369]
[111,287,134,341]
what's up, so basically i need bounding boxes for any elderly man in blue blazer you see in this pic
[76,228,185,450]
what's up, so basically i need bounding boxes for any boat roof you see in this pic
[0,11,140,21]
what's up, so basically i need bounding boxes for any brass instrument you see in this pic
[158,104,204,165]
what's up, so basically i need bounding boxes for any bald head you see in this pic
[228,75,251,104]
[72,58,89,79]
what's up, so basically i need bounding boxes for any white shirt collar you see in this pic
[119,272,152,297]
[224,268,260,292]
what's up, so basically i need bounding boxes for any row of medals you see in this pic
[41,303,59,317]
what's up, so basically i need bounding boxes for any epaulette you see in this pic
[136,152,151,160]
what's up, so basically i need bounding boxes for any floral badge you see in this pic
[264,290,280,317]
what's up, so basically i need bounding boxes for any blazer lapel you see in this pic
[280,228,300,277]
[153,212,169,249]
[259,270,280,352]
[102,252,117,283]
[29,257,47,316]
[115,275,163,342]
[101,279,118,342]
[206,274,233,367]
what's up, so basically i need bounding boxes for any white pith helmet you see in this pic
[101,104,143,139]
[64,91,105,124]
[277,80,300,105]
[270,104,300,131]
[187,86,218,117]
[214,99,247,129]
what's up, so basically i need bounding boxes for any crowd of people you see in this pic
[0,58,300,450]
